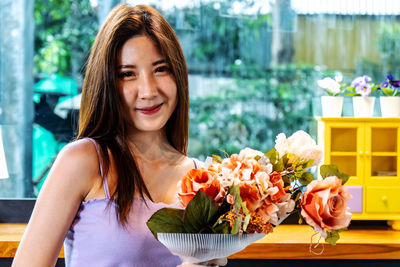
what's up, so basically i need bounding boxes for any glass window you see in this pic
[1,0,400,198]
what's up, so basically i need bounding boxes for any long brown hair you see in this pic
[77,4,189,225]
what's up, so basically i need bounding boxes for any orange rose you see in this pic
[239,183,262,212]
[269,172,287,201]
[300,176,352,237]
[178,168,222,206]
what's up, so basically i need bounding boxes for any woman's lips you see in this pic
[136,103,163,115]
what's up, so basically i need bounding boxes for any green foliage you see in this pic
[357,22,400,82]
[183,190,219,233]
[189,64,320,160]
[299,172,314,186]
[34,0,98,77]
[165,1,271,74]
[377,23,400,78]
[325,228,347,246]
[320,164,350,185]
[147,190,219,236]
[146,208,185,238]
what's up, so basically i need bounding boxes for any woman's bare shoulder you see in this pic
[58,138,99,163]
[52,139,101,185]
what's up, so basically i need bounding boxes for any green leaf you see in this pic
[240,199,249,216]
[282,175,290,185]
[303,159,314,169]
[273,158,285,172]
[371,84,379,93]
[254,155,261,161]
[212,219,230,234]
[231,216,242,234]
[229,185,244,213]
[299,172,314,186]
[183,190,219,233]
[265,148,278,164]
[381,87,394,96]
[212,154,223,163]
[325,230,340,246]
[320,164,350,185]
[243,214,251,232]
[146,208,185,238]
[320,164,339,178]
[282,154,290,167]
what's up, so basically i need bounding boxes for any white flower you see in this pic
[334,73,343,83]
[317,77,341,95]
[274,130,323,167]
[275,133,288,158]
[238,147,264,161]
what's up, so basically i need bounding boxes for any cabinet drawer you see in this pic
[345,186,363,213]
[366,187,400,213]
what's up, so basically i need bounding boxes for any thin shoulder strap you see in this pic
[192,158,204,169]
[85,137,111,199]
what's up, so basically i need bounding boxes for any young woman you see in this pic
[13,4,225,267]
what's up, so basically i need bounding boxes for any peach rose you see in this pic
[300,176,352,237]
[178,168,223,206]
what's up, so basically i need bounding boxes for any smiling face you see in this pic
[117,35,178,134]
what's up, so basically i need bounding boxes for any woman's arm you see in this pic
[12,139,100,267]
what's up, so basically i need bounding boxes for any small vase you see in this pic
[321,96,343,117]
[380,96,400,117]
[352,96,375,117]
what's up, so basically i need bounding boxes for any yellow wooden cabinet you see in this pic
[316,117,400,229]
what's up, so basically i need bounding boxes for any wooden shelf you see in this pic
[1,224,400,259]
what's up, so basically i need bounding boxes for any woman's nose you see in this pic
[138,74,158,99]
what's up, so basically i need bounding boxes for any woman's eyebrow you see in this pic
[152,59,167,66]
[118,64,136,69]
[118,59,167,69]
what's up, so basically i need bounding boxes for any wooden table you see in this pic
[1,224,400,259]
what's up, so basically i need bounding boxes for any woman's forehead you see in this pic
[118,35,164,65]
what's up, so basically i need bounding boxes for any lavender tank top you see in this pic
[64,138,198,267]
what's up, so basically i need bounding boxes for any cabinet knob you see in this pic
[359,151,364,155]
[365,151,370,155]
[382,196,388,204]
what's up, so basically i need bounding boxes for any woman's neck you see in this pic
[127,129,179,163]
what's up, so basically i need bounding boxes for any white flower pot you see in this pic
[352,96,375,117]
[321,96,343,117]
[380,96,400,117]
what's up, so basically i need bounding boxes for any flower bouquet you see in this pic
[147,131,352,263]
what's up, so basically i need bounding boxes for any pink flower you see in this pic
[300,176,352,237]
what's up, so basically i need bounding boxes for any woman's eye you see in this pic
[119,71,135,78]
[155,66,169,73]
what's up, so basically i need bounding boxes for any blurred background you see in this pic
[1,0,400,198]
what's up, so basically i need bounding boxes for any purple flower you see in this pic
[351,75,371,88]
[387,74,394,81]
[381,81,389,88]
[391,80,400,88]
[363,75,372,83]
[355,83,371,96]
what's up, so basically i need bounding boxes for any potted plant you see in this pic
[379,75,400,117]
[317,74,346,117]
[346,75,378,117]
